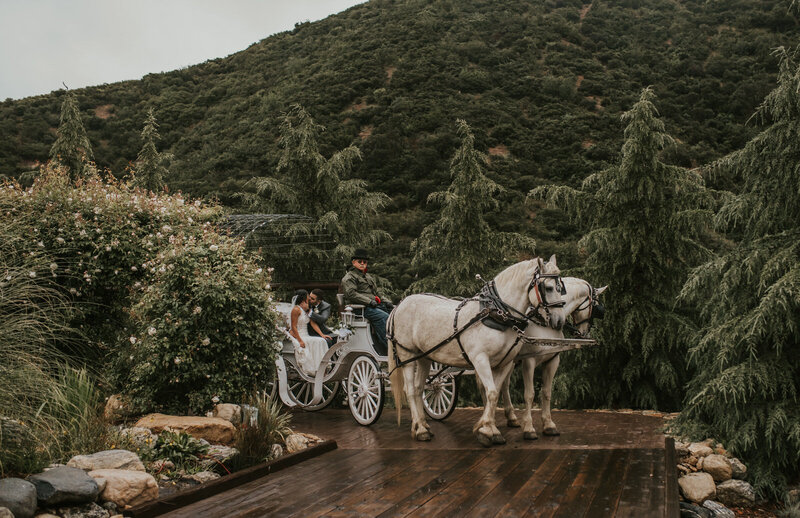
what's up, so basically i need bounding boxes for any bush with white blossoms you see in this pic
[0,164,222,361]
[116,233,282,414]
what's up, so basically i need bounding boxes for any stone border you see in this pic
[123,440,337,517]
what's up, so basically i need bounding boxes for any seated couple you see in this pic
[287,289,336,377]
[341,248,394,356]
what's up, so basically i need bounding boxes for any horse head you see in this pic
[530,254,567,331]
[563,278,607,337]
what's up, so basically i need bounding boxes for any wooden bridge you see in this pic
[133,408,679,517]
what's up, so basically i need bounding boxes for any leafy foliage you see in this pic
[49,90,94,183]
[115,233,281,414]
[673,47,800,498]
[131,108,170,191]
[150,429,210,470]
[409,119,535,296]
[532,88,713,411]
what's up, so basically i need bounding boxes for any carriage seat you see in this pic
[336,293,368,326]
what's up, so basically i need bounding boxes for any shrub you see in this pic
[234,392,293,467]
[116,234,281,414]
[149,430,209,471]
[0,164,222,364]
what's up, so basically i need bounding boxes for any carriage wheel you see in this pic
[347,356,384,425]
[423,362,459,421]
[287,378,340,411]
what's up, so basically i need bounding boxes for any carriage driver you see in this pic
[341,248,393,355]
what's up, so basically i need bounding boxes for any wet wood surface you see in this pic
[158,409,678,517]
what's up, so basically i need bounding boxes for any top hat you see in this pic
[351,248,370,261]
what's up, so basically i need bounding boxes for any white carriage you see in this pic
[271,296,461,425]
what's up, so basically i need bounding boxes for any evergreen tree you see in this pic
[674,48,800,497]
[409,119,535,296]
[49,90,94,183]
[248,104,389,281]
[131,108,170,191]
[531,88,712,410]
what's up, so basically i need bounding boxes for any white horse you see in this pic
[388,256,567,447]
[496,277,607,439]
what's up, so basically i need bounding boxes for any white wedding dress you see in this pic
[290,307,328,376]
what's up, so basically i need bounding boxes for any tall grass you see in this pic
[0,218,106,476]
[233,391,293,468]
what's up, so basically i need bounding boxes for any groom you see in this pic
[308,289,337,347]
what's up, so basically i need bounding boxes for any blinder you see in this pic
[591,301,605,320]
[529,272,566,309]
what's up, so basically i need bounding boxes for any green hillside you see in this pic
[1,0,798,287]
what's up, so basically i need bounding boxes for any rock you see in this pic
[103,395,131,423]
[0,417,34,449]
[117,427,156,450]
[701,500,734,518]
[270,443,284,459]
[200,445,238,470]
[101,501,117,514]
[57,502,110,518]
[702,454,732,482]
[0,478,38,518]
[675,441,690,458]
[0,508,14,518]
[182,471,220,484]
[212,404,241,425]
[678,472,716,503]
[34,514,60,518]
[148,459,175,473]
[88,469,158,508]
[696,457,704,470]
[134,414,235,445]
[786,486,800,506]
[728,458,747,479]
[285,434,309,453]
[679,502,712,518]
[67,450,145,472]
[27,467,100,506]
[715,479,755,507]
[688,442,713,458]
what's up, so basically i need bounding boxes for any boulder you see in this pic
[786,486,800,506]
[27,467,100,506]
[117,427,156,450]
[67,450,145,472]
[103,395,131,423]
[200,445,238,470]
[688,442,713,458]
[211,404,241,425]
[88,469,158,508]
[702,454,732,482]
[701,500,734,518]
[134,414,235,445]
[674,441,690,458]
[678,472,716,503]
[0,508,14,518]
[182,471,220,484]
[148,459,175,473]
[57,502,110,518]
[678,502,712,517]
[34,514,60,518]
[715,479,755,507]
[285,432,323,454]
[270,443,284,460]
[0,478,38,518]
[728,458,747,479]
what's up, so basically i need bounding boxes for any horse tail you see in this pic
[387,307,404,426]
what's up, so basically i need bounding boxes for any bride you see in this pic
[288,289,331,376]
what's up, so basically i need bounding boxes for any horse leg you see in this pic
[489,362,516,443]
[402,363,431,441]
[415,357,433,436]
[521,358,538,440]
[501,366,520,428]
[540,354,561,436]
[471,353,502,447]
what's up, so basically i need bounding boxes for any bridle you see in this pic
[568,281,603,338]
[525,271,566,324]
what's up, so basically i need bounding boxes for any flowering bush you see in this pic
[115,233,281,414]
[0,164,222,361]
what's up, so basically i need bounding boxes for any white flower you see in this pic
[162,225,172,233]
[56,237,65,244]
[174,357,182,365]
[267,267,275,273]
[194,200,202,208]
[202,337,210,346]
[211,395,220,403]
[49,263,58,271]
[148,327,156,336]
[193,306,202,315]
[37,241,44,248]
[206,374,211,378]
[129,336,137,344]
[105,246,112,252]
[28,271,36,278]
[243,355,248,360]
[209,244,219,252]
[255,268,263,274]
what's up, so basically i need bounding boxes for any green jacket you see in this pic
[341,267,389,306]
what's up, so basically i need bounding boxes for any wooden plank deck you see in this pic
[156,409,679,517]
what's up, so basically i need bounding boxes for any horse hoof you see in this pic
[476,433,493,448]
[542,427,560,436]
[506,419,521,428]
[523,431,538,441]
[492,434,506,445]
[416,431,432,442]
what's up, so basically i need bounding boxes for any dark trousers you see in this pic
[364,306,389,355]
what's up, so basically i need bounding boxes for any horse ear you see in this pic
[537,257,545,271]
[548,254,557,267]
[595,285,608,296]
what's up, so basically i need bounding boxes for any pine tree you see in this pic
[674,48,800,497]
[49,90,94,183]
[531,87,712,411]
[248,104,389,280]
[131,108,170,191]
[409,119,535,296]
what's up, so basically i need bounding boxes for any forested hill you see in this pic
[1,0,798,287]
